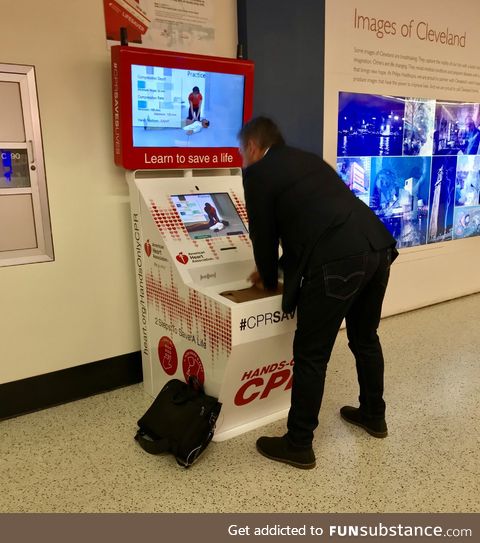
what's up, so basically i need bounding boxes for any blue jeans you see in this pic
[287,248,392,447]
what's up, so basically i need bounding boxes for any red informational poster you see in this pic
[103,0,220,54]
[103,0,150,44]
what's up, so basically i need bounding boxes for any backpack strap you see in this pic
[134,430,170,455]
[172,376,203,404]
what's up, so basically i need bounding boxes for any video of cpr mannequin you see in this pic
[171,192,249,240]
[131,65,244,148]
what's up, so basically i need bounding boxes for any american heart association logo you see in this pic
[176,252,189,265]
[144,239,152,257]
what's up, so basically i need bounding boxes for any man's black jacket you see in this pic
[242,144,397,313]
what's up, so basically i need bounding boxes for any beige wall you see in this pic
[0,0,237,383]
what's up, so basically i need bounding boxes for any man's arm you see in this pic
[243,170,279,290]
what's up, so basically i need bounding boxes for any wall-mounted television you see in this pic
[111,46,254,170]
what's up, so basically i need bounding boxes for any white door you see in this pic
[0,64,53,266]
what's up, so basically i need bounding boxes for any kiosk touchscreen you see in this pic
[170,193,249,239]
[113,46,295,440]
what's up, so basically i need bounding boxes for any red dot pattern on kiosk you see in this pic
[231,191,249,223]
[146,270,232,359]
[231,191,252,247]
[205,239,219,260]
[149,200,195,244]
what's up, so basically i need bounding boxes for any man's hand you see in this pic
[248,269,264,290]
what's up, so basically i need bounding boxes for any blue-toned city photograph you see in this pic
[338,92,405,157]
[455,155,480,207]
[428,157,456,243]
[370,156,432,247]
[434,101,480,155]
[453,206,480,239]
[336,157,371,205]
[402,98,435,156]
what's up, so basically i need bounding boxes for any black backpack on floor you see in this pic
[134,378,222,468]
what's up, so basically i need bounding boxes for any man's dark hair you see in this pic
[238,116,285,149]
[192,86,200,93]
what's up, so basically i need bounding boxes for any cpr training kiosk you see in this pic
[112,45,296,440]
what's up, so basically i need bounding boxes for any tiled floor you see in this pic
[1,294,479,513]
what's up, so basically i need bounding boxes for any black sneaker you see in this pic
[340,406,388,438]
[256,435,316,469]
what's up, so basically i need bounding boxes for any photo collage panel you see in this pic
[337,92,480,248]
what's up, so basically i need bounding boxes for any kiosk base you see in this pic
[212,408,290,442]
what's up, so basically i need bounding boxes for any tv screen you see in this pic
[171,193,248,240]
[132,65,245,149]
[111,46,254,169]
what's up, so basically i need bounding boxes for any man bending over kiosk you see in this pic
[238,117,398,469]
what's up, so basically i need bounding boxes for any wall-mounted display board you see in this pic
[325,0,480,313]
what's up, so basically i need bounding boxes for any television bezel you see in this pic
[111,45,254,170]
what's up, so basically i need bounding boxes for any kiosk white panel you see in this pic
[127,169,296,440]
